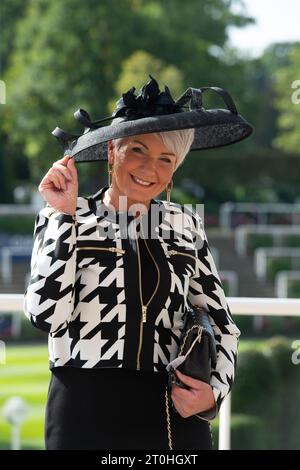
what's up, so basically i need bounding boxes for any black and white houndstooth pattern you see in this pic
[23,186,240,417]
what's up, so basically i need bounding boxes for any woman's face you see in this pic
[108,133,177,206]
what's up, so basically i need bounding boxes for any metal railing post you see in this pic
[218,392,231,450]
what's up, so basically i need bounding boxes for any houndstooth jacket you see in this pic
[23,185,241,419]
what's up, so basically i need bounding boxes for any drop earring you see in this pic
[107,161,113,187]
[166,180,173,206]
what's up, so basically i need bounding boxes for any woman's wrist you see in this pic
[45,203,76,221]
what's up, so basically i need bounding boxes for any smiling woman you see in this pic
[24,75,252,450]
[104,130,194,211]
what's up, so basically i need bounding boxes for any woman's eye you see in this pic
[130,147,171,163]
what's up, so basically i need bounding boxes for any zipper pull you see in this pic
[168,250,177,256]
[109,247,125,254]
[142,305,147,323]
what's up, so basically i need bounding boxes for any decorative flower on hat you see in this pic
[112,75,183,120]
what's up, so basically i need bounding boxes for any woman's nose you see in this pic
[139,159,157,174]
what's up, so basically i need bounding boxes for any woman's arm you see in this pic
[23,205,78,334]
[187,209,241,419]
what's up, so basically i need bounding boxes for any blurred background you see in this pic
[0,0,300,450]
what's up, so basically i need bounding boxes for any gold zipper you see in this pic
[167,249,198,263]
[77,246,125,254]
[136,222,160,370]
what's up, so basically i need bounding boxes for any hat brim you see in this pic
[66,108,253,163]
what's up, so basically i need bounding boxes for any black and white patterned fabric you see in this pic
[23,186,240,417]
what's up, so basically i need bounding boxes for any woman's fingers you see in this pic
[41,156,77,190]
[46,169,65,190]
[52,168,71,187]
[175,370,206,391]
[55,156,77,181]
[58,155,71,165]
[53,169,67,190]
[67,157,78,180]
[38,155,78,214]
[52,162,73,181]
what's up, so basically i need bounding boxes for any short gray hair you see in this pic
[111,125,195,172]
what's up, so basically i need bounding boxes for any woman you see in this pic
[23,77,251,450]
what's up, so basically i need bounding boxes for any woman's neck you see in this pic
[102,185,150,216]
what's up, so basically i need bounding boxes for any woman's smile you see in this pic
[130,173,156,188]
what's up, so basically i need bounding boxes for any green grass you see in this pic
[238,339,267,352]
[0,343,49,450]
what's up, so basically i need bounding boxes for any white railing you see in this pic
[254,247,300,281]
[234,224,300,257]
[0,204,40,215]
[219,271,239,297]
[210,246,219,267]
[0,191,44,214]
[220,202,300,229]
[0,247,32,283]
[219,297,300,450]
[0,294,300,450]
[275,271,300,298]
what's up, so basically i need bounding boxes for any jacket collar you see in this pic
[89,185,161,223]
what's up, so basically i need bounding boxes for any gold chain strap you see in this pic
[179,325,203,355]
[165,324,204,450]
[165,387,173,450]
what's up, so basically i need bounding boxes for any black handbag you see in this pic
[164,304,217,450]
[167,304,217,388]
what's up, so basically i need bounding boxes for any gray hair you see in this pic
[111,123,194,172]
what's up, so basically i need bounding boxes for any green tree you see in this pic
[108,50,184,113]
[2,0,254,190]
[0,0,30,202]
[0,0,29,73]
[273,43,300,154]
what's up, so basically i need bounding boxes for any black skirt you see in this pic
[45,366,213,450]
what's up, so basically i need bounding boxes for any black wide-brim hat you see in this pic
[52,75,253,163]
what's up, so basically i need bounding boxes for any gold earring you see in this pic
[107,161,113,187]
[166,180,173,206]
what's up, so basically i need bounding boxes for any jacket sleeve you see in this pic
[23,205,78,334]
[187,209,241,420]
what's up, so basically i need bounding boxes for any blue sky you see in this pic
[228,0,300,57]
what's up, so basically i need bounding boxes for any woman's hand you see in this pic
[39,155,78,215]
[171,370,216,418]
